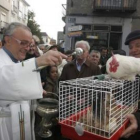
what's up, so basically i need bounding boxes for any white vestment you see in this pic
[0,49,43,140]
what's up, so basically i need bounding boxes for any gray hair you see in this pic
[75,40,90,51]
[90,50,101,59]
[3,22,31,36]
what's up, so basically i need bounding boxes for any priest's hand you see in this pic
[36,50,67,68]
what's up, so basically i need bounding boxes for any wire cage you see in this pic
[59,75,139,140]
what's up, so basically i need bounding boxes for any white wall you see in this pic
[0,0,11,27]
[42,36,47,44]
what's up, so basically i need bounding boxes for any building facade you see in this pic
[50,38,56,45]
[0,0,29,39]
[57,31,64,44]
[11,0,29,24]
[41,32,49,44]
[64,0,139,55]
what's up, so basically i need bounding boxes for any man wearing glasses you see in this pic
[25,36,40,60]
[0,22,67,140]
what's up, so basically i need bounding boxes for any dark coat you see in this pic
[44,77,58,94]
[59,59,101,81]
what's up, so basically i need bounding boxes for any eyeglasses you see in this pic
[11,36,32,48]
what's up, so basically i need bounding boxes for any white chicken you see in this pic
[106,54,140,81]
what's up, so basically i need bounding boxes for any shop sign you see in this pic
[68,25,83,32]
[68,31,83,37]
[86,35,98,39]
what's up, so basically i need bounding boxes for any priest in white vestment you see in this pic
[0,22,67,140]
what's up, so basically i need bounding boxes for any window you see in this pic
[18,1,23,18]
[12,0,17,12]
[111,26,122,32]
[12,0,14,11]
[68,18,76,23]
[93,25,109,31]
[22,6,28,20]
[97,0,122,7]
[82,25,92,31]
[1,13,7,28]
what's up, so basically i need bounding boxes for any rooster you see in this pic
[106,54,140,81]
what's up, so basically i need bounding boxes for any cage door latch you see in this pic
[74,122,84,136]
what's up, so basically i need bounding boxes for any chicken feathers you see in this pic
[106,54,140,81]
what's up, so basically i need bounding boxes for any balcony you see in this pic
[94,0,137,12]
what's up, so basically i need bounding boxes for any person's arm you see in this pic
[0,50,67,101]
[121,113,139,138]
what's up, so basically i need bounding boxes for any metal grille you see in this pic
[94,0,137,11]
[59,75,139,139]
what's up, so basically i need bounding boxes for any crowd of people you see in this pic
[0,22,140,140]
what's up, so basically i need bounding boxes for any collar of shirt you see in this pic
[76,59,86,71]
[3,46,18,63]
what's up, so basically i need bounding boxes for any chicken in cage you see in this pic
[59,75,139,140]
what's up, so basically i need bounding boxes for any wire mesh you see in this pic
[59,75,139,139]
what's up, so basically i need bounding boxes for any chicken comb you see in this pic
[109,52,119,73]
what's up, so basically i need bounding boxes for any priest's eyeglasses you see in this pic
[11,36,32,48]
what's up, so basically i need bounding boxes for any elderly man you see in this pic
[0,22,66,140]
[88,50,101,66]
[59,40,101,81]
[120,30,140,140]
